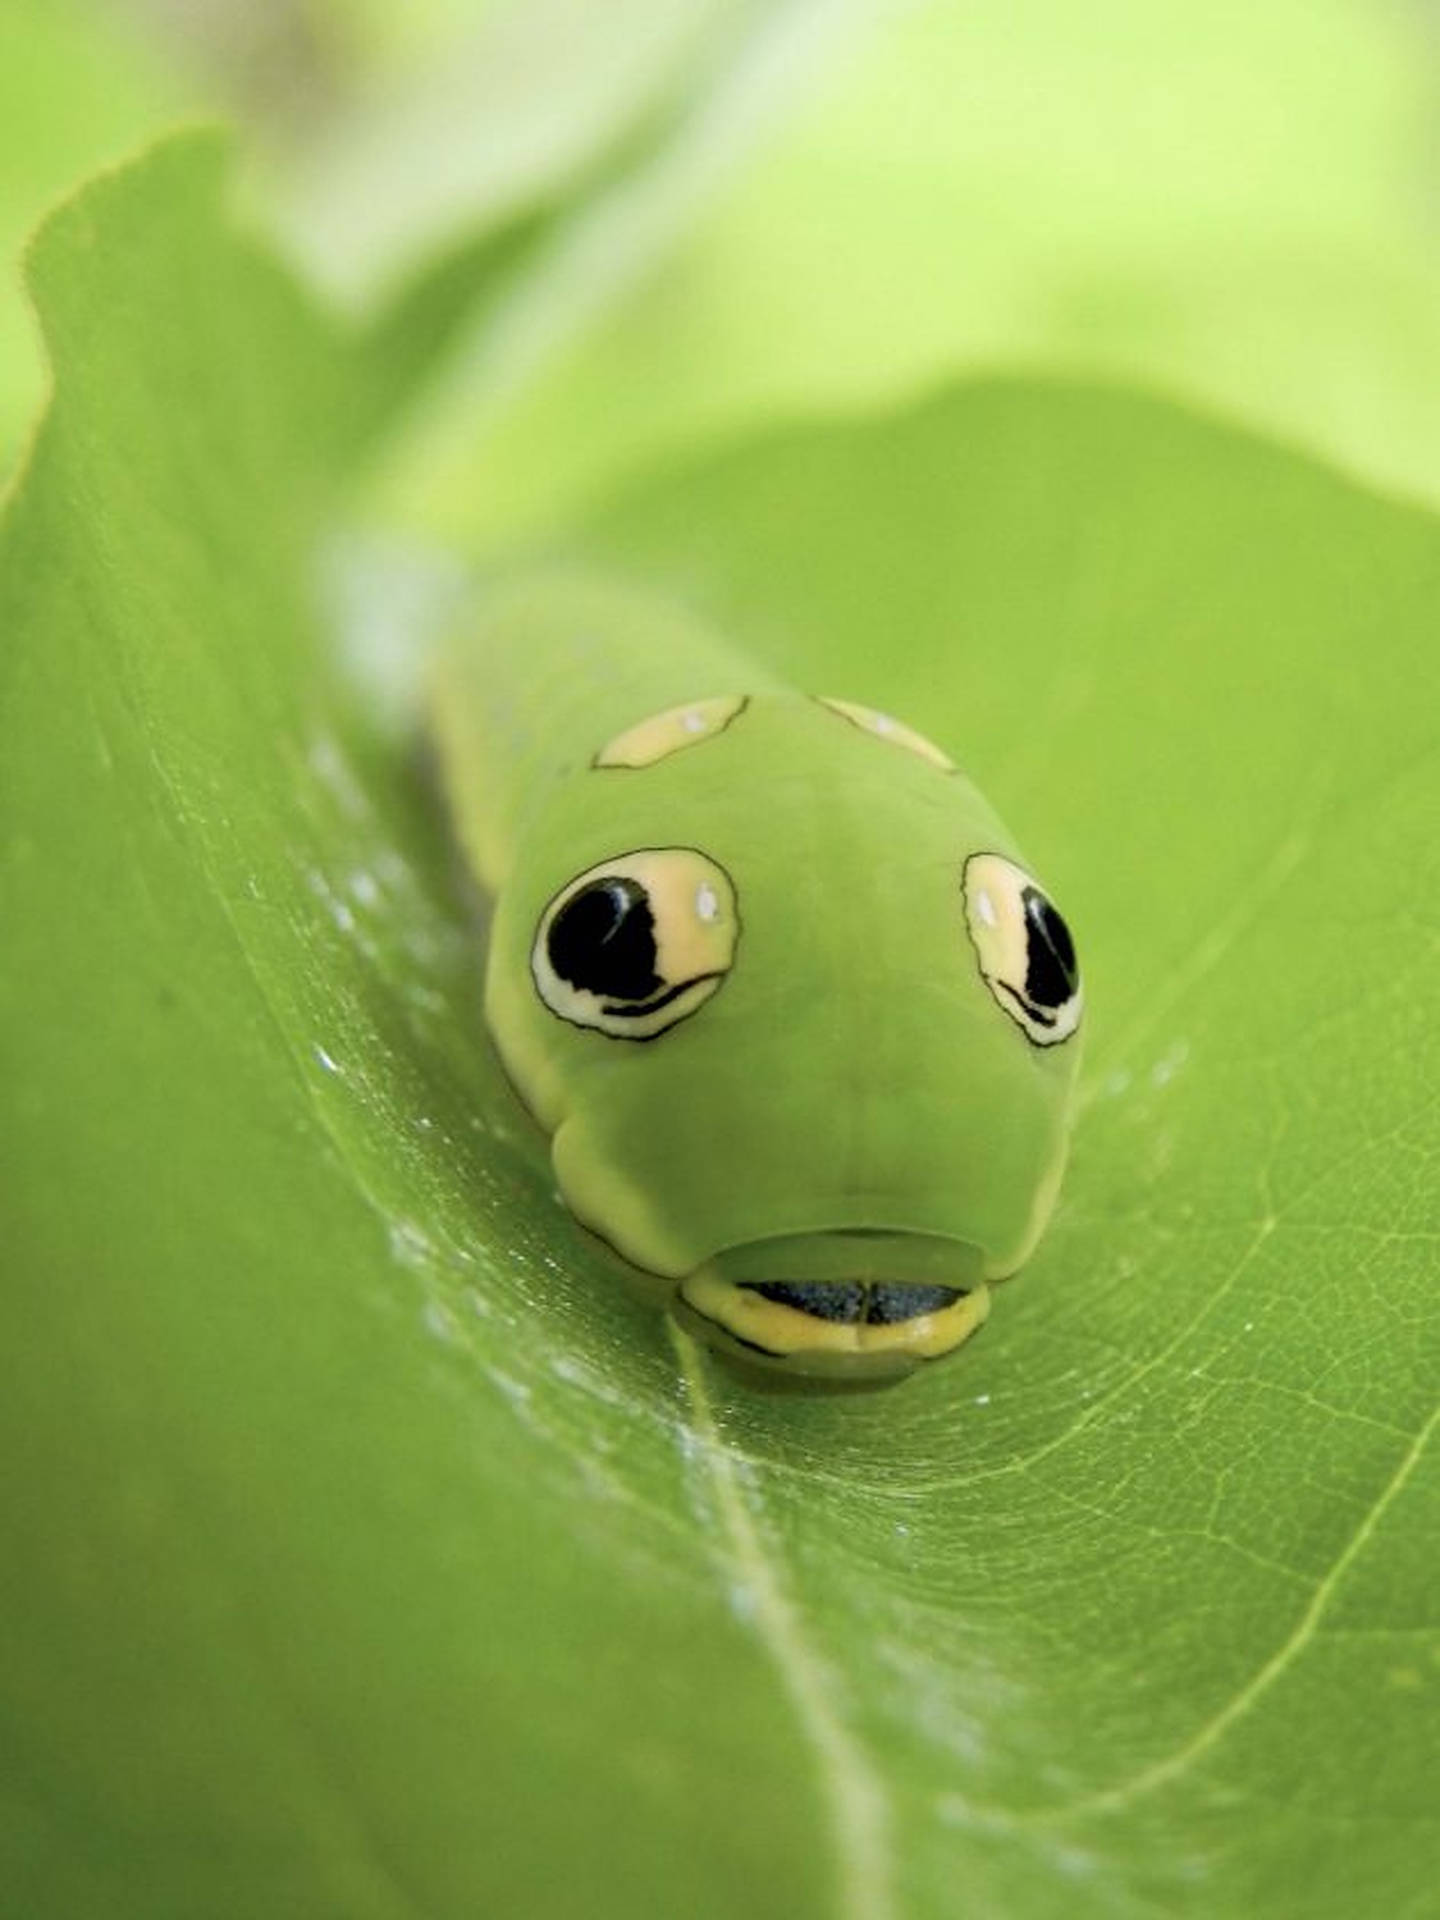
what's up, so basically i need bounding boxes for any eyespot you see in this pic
[817,697,954,771]
[962,853,1081,1047]
[594,697,747,768]
[532,849,739,1040]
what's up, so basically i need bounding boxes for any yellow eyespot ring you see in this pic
[532,848,739,1041]
[962,852,1081,1047]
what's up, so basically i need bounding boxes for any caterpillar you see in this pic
[431,576,1081,1378]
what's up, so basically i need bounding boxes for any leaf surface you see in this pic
[3,135,1439,1920]
[0,0,189,466]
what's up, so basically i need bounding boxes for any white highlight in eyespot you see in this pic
[696,882,720,922]
[873,712,894,735]
[976,889,997,928]
[683,710,706,734]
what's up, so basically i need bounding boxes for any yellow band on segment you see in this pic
[816,697,955,771]
[594,696,747,768]
[679,1269,990,1365]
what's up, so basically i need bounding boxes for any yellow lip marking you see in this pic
[679,1269,990,1369]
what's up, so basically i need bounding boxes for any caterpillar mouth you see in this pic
[739,1280,966,1326]
[677,1232,990,1375]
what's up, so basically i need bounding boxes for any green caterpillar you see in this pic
[432,576,1082,1378]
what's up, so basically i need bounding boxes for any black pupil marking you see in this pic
[547,877,663,1002]
[601,977,710,1019]
[1021,885,1078,1011]
[742,1281,964,1326]
[998,979,1057,1027]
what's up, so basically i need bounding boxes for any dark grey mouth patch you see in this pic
[741,1280,966,1327]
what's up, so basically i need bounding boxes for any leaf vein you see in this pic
[671,1325,897,1920]
[1041,1395,1440,1822]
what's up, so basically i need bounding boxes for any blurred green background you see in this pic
[10,0,1440,519]
[4,5,1440,1919]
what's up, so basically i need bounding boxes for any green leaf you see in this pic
[0,0,191,468]
[0,130,828,1920]
[4,133,1439,1920]
[566,394,1440,1913]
